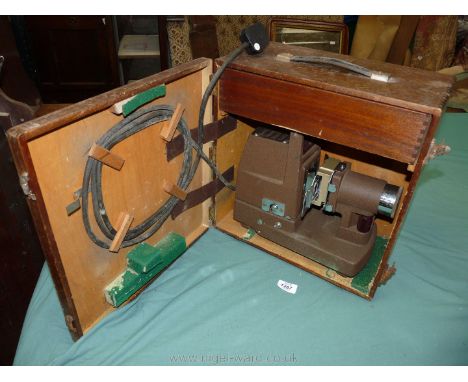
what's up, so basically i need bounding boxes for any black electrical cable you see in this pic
[193,42,249,188]
[82,42,248,249]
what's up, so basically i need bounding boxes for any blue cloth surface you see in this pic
[14,114,468,365]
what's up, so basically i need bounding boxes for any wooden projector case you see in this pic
[7,42,453,339]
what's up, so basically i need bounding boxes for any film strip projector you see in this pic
[234,126,402,277]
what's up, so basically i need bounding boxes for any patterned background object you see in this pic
[410,16,458,71]
[167,17,192,67]
[167,16,344,66]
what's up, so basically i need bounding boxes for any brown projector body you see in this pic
[234,125,402,277]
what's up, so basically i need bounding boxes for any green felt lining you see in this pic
[351,236,388,294]
[105,232,186,307]
[122,84,166,116]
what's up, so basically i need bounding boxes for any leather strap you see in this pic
[171,166,235,219]
[166,115,237,161]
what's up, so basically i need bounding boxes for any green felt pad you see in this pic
[127,243,163,274]
[351,236,388,294]
[122,84,166,116]
[127,234,186,274]
[105,232,187,307]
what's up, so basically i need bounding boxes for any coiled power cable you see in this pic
[82,42,249,249]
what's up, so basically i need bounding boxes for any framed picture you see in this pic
[269,18,349,54]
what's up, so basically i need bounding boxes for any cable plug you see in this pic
[240,22,269,55]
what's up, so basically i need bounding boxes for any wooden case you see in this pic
[7,42,453,339]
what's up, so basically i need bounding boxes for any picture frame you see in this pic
[268,18,349,54]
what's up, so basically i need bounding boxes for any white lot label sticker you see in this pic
[277,280,298,294]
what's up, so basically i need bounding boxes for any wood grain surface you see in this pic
[219,68,432,164]
[216,42,453,115]
[7,59,213,337]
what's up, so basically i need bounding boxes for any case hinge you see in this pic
[208,205,216,225]
[19,172,36,200]
[65,314,78,333]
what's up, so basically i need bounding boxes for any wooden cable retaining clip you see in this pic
[65,188,83,216]
[162,180,187,201]
[160,103,184,142]
[88,143,125,171]
[109,212,134,252]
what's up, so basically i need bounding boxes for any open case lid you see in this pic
[7,58,215,338]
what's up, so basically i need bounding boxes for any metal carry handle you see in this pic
[277,53,391,82]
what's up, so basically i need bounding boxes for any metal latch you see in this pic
[424,139,451,164]
[19,172,36,200]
